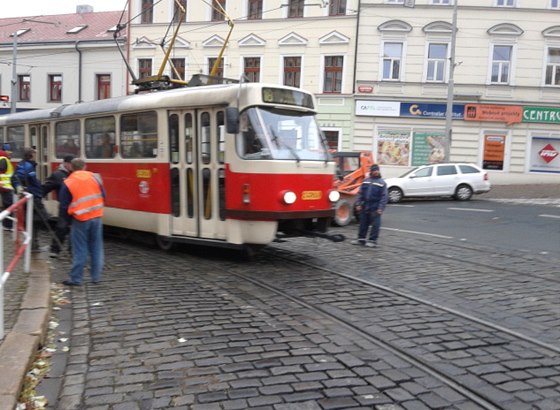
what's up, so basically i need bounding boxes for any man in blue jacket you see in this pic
[12,147,50,250]
[351,164,388,248]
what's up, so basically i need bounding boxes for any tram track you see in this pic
[222,248,560,409]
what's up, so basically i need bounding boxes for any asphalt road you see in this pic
[383,198,560,255]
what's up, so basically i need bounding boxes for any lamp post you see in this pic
[444,0,458,162]
[10,32,19,113]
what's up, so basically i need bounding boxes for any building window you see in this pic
[173,0,187,23]
[212,0,226,21]
[382,42,403,80]
[323,130,340,151]
[496,0,515,6]
[141,0,153,23]
[170,58,186,80]
[426,43,448,82]
[243,57,260,82]
[283,57,301,88]
[323,56,343,93]
[208,58,224,77]
[48,74,62,102]
[288,0,304,17]
[552,0,560,8]
[545,48,560,86]
[18,75,30,102]
[248,0,262,19]
[329,0,346,16]
[491,45,512,84]
[138,59,152,79]
[96,74,111,100]
[431,0,452,4]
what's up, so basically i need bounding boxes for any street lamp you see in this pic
[10,19,58,113]
[444,0,458,162]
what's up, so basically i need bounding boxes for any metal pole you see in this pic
[444,0,458,162]
[10,33,18,113]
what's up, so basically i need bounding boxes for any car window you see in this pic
[437,165,457,176]
[459,165,479,174]
[413,167,433,178]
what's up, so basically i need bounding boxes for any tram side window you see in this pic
[121,111,158,159]
[85,117,116,159]
[6,126,25,159]
[185,113,193,164]
[217,111,225,164]
[200,112,211,164]
[55,120,81,158]
[169,114,179,164]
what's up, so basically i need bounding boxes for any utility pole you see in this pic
[444,0,458,162]
[10,33,18,113]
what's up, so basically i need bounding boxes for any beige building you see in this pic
[354,0,560,183]
[127,0,359,150]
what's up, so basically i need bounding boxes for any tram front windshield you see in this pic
[236,107,328,161]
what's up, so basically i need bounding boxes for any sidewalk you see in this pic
[0,183,558,409]
[0,245,50,410]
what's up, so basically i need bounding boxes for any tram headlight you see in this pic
[328,190,340,203]
[281,191,297,205]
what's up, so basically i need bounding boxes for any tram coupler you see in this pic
[301,230,346,242]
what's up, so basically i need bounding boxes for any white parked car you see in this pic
[385,163,491,203]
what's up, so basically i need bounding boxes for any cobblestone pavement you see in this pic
[2,183,559,409]
[36,196,560,409]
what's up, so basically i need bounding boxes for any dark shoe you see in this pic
[62,280,81,286]
[49,252,59,259]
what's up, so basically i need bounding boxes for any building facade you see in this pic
[127,0,359,151]
[354,0,560,183]
[0,7,127,114]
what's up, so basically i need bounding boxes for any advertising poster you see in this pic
[411,131,447,166]
[530,137,560,173]
[376,130,410,165]
[482,134,506,170]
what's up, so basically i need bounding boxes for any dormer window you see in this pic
[67,25,88,34]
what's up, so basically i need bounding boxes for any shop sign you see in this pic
[464,104,522,124]
[523,107,560,123]
[530,137,560,173]
[355,101,400,117]
[358,85,374,93]
[400,103,464,119]
[539,143,558,163]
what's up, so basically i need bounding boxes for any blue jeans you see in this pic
[69,217,104,284]
[358,209,382,242]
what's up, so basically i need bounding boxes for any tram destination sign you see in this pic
[262,88,314,109]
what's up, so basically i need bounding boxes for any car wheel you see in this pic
[333,198,354,226]
[388,187,403,203]
[454,184,473,201]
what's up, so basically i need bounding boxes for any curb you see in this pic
[0,255,51,410]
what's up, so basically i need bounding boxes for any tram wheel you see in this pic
[155,235,174,251]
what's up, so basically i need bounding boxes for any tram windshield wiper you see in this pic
[269,125,300,163]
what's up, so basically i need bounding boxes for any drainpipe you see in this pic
[75,41,83,103]
[352,0,361,94]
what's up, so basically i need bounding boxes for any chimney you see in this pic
[76,5,94,13]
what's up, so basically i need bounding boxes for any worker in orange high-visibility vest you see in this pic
[59,158,106,286]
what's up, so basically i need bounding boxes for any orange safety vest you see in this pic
[65,170,104,221]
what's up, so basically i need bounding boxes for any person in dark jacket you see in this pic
[12,147,50,250]
[43,155,74,257]
[351,164,388,248]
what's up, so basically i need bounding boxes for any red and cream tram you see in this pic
[0,79,341,251]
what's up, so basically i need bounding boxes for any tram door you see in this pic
[29,124,49,182]
[168,109,227,240]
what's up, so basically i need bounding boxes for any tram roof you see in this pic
[0,82,315,126]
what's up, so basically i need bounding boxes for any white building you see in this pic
[354,0,560,183]
[0,6,128,114]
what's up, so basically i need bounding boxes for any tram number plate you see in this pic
[302,191,322,200]
[136,169,152,178]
